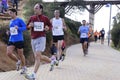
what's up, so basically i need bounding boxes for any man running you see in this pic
[7,8,27,74]
[26,3,56,80]
[50,10,67,64]
[100,28,105,44]
[78,20,89,56]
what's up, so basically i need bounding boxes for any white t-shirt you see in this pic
[52,18,64,36]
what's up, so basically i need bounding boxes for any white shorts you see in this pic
[31,37,46,53]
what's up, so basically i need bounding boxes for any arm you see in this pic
[44,17,52,31]
[77,27,80,34]
[50,18,53,24]
[27,16,34,30]
[16,19,26,31]
[62,18,67,31]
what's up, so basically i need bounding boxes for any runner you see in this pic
[11,0,18,10]
[78,20,89,56]
[100,28,105,44]
[25,3,56,80]
[98,31,101,42]
[50,10,67,65]
[94,30,98,42]
[88,23,93,47]
[6,8,27,74]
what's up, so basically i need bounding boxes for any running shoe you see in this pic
[25,73,36,80]
[16,60,21,71]
[20,66,27,74]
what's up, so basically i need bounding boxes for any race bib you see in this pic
[102,31,105,34]
[34,22,44,31]
[10,27,18,35]
[81,33,87,38]
[54,26,59,29]
[54,26,62,30]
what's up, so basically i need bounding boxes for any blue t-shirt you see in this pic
[9,18,26,42]
[78,25,89,38]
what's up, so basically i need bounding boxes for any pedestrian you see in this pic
[78,20,89,56]
[100,28,105,44]
[11,0,18,10]
[25,3,56,80]
[88,23,93,47]
[0,1,3,14]
[1,0,8,13]
[50,10,67,65]
[7,8,27,74]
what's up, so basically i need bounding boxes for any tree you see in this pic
[111,13,120,48]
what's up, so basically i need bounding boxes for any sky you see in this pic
[43,0,120,36]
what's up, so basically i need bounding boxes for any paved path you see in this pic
[0,41,120,80]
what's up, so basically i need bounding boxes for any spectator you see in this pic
[11,0,18,10]
[0,1,2,13]
[1,0,8,13]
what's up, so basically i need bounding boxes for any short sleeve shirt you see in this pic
[79,26,89,38]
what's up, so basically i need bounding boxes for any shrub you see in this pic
[0,26,9,44]
[0,26,32,58]
[23,31,32,58]
[111,23,120,48]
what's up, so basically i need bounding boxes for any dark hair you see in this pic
[82,20,86,22]
[38,3,43,10]
[9,8,17,15]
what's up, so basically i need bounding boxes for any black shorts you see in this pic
[61,47,65,51]
[80,38,88,43]
[101,35,104,40]
[7,41,24,49]
[53,35,64,43]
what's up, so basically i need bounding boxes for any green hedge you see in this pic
[0,26,32,58]
[111,23,120,48]
[111,13,120,49]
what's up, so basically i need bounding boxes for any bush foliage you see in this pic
[0,25,32,58]
[0,0,82,60]
[111,13,120,49]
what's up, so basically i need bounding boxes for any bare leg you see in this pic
[17,48,26,67]
[84,42,88,50]
[6,46,18,62]
[82,43,84,53]
[82,41,88,56]
[53,42,59,60]
[41,55,51,63]
[33,51,41,73]
[57,40,63,60]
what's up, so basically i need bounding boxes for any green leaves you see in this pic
[111,13,120,48]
